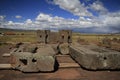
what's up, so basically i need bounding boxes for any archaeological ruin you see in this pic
[0,30,120,72]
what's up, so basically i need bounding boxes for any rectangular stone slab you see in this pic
[0,64,12,69]
[34,45,56,71]
[2,53,11,57]
[59,63,80,68]
[69,42,120,70]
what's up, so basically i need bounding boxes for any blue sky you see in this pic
[0,0,120,33]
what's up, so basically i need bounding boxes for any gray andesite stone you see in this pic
[10,44,56,72]
[35,45,56,71]
[59,43,69,55]
[10,52,38,72]
[69,42,120,70]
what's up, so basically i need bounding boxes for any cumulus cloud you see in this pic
[8,21,14,25]
[25,19,32,24]
[0,16,5,20]
[0,0,120,33]
[15,15,22,19]
[0,16,6,28]
[36,13,52,22]
[0,11,120,33]
[53,0,92,16]
[89,0,108,14]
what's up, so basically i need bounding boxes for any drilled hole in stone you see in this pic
[68,36,70,42]
[19,50,21,52]
[62,35,64,39]
[32,58,37,62]
[19,59,27,65]
[104,57,107,60]
[45,35,48,44]
[40,35,42,38]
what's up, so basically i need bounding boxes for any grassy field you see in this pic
[72,33,120,43]
[0,31,37,43]
[0,29,120,51]
[0,28,120,44]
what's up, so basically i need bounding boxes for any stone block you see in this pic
[69,43,120,70]
[59,30,72,43]
[10,45,56,72]
[33,54,55,71]
[59,43,69,55]
[10,52,38,72]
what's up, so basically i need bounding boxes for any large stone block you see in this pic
[37,30,50,43]
[10,44,56,72]
[33,54,55,71]
[35,45,56,71]
[69,43,120,70]
[10,52,38,72]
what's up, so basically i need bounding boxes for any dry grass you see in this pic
[0,31,37,43]
[72,33,120,44]
[0,31,120,45]
[73,33,120,51]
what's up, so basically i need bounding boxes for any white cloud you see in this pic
[1,12,120,33]
[25,19,32,24]
[0,16,5,20]
[102,12,120,27]
[0,16,6,28]
[0,0,120,33]
[8,21,14,25]
[15,15,22,19]
[36,13,52,22]
[89,0,108,14]
[53,0,92,16]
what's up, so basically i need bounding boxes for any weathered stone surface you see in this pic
[59,43,69,55]
[10,52,38,72]
[49,32,59,43]
[36,30,72,43]
[10,45,56,72]
[36,45,56,56]
[50,44,59,54]
[69,42,120,70]
[37,30,50,43]
[23,44,37,53]
[34,54,55,71]
[59,30,72,43]
[35,45,56,71]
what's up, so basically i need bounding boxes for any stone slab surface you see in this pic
[59,63,80,68]
[69,42,120,70]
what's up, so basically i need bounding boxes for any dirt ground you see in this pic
[0,44,120,80]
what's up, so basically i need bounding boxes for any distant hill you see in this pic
[0,28,35,32]
[113,32,120,34]
[0,28,120,34]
